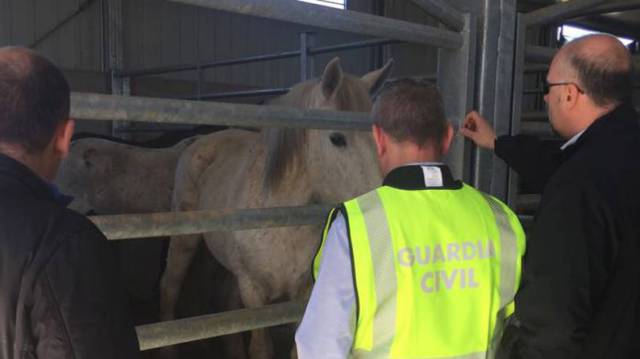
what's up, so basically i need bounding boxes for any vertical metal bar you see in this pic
[299,32,314,81]
[507,13,527,208]
[122,77,131,96]
[196,10,203,100]
[474,0,517,200]
[100,0,107,73]
[307,33,315,79]
[107,0,130,138]
[437,13,477,182]
[196,68,203,100]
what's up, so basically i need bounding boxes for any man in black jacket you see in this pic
[461,35,640,358]
[0,47,139,358]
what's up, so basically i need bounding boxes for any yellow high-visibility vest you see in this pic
[314,184,525,359]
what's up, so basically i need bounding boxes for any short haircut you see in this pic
[569,49,633,107]
[372,78,447,149]
[0,48,70,153]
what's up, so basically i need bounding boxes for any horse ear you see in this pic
[321,57,344,99]
[362,59,394,96]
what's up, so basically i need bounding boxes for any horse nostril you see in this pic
[330,132,347,148]
[86,209,98,216]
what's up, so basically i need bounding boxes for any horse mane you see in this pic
[263,74,371,191]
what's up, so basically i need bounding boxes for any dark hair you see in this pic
[0,48,70,153]
[569,52,633,107]
[372,78,447,149]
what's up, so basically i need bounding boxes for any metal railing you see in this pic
[91,205,333,240]
[71,92,372,130]
[85,0,475,351]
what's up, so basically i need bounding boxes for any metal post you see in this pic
[507,13,527,208]
[473,0,517,200]
[106,0,131,139]
[437,13,476,181]
[299,32,315,81]
[195,11,203,100]
[170,0,463,49]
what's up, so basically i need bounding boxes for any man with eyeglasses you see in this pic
[461,34,640,358]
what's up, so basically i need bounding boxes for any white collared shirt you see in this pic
[560,129,586,151]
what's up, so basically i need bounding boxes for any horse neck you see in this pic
[258,129,314,207]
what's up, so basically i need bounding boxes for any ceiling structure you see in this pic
[519,0,640,40]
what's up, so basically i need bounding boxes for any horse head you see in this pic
[264,57,393,204]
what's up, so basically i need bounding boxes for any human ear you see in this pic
[55,119,75,158]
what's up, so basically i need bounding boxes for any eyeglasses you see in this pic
[543,81,585,95]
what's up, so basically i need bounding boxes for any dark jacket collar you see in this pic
[382,163,462,190]
[0,154,72,206]
[561,103,639,159]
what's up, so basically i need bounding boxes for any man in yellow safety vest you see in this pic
[295,79,525,359]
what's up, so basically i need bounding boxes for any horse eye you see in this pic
[330,133,347,147]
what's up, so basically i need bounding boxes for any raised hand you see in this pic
[459,111,497,150]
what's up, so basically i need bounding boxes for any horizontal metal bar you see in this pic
[409,0,465,31]
[516,194,541,214]
[524,0,606,27]
[113,124,199,133]
[309,38,401,55]
[71,93,373,130]
[136,301,305,351]
[118,50,301,78]
[171,0,463,49]
[525,45,557,63]
[119,38,404,79]
[521,111,547,121]
[183,88,290,101]
[90,205,333,240]
[556,0,640,19]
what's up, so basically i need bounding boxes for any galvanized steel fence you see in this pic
[76,0,620,351]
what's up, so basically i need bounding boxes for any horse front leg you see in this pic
[159,234,201,321]
[237,275,274,359]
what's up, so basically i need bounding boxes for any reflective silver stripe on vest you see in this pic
[353,349,489,359]
[481,194,518,309]
[481,194,518,356]
[357,190,397,355]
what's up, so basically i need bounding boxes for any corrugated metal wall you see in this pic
[0,0,442,96]
[383,0,439,78]
[0,0,103,71]
[123,0,381,96]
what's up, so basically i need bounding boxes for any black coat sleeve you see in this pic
[510,182,612,359]
[495,135,562,193]
[30,219,140,359]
